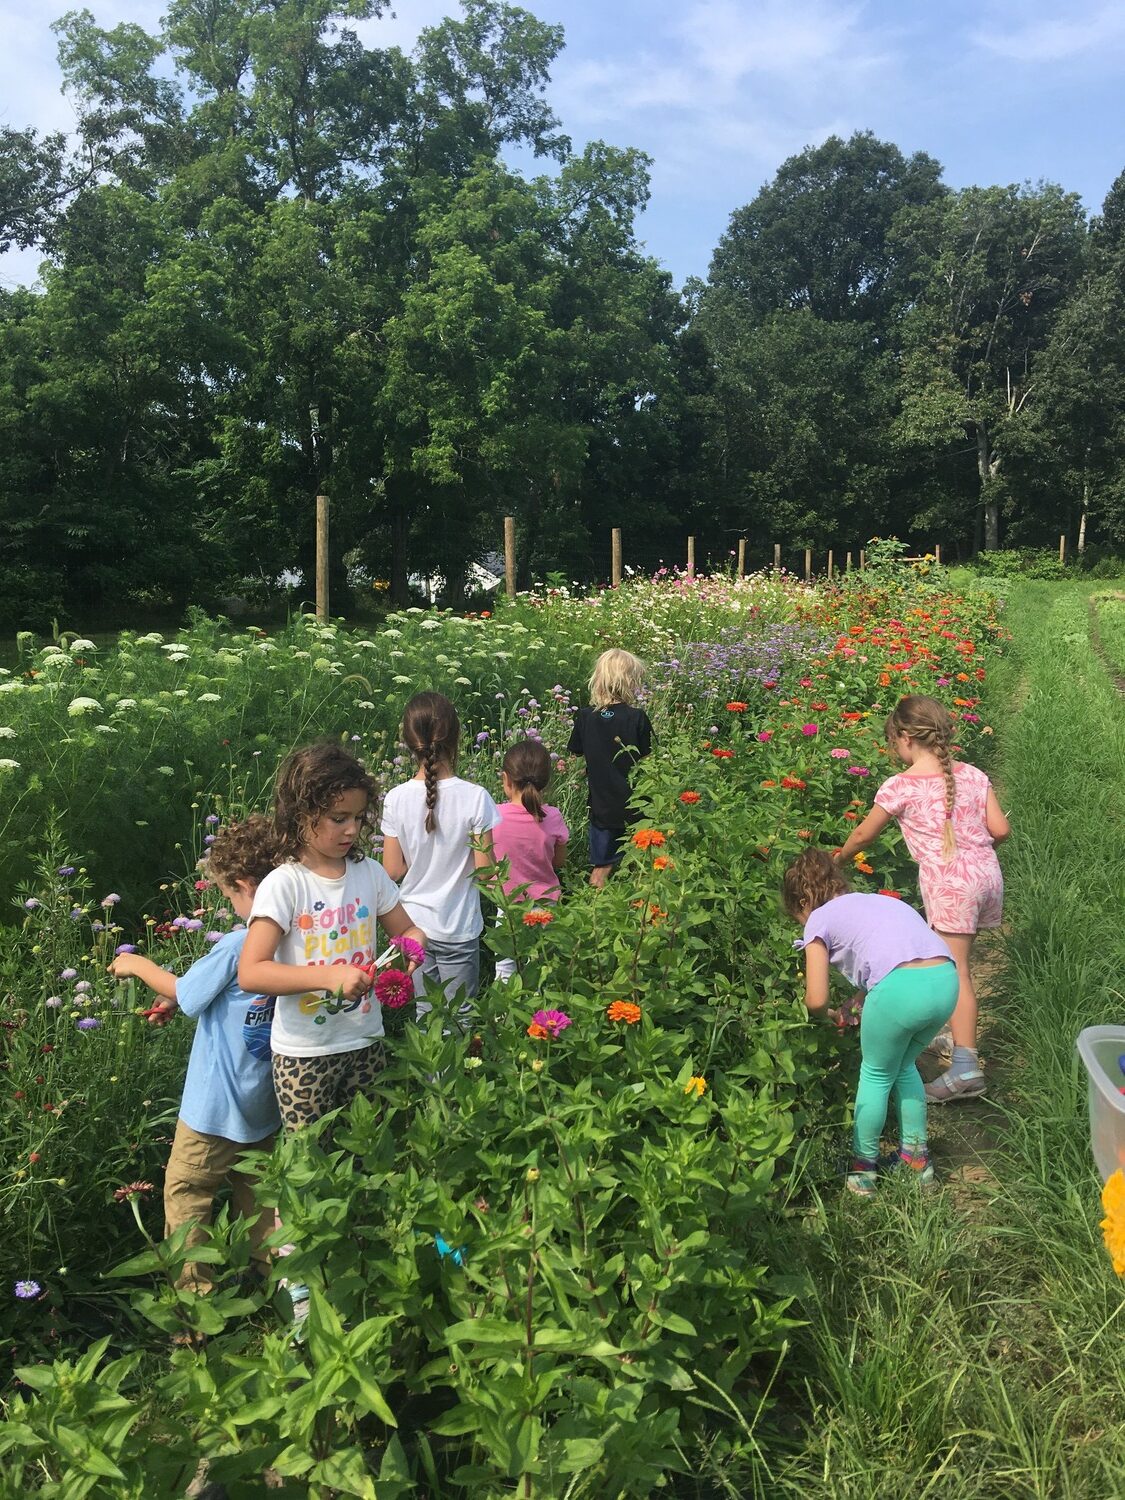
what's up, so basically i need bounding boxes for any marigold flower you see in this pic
[632,829,666,849]
[726,701,747,712]
[678,790,701,804]
[652,855,674,871]
[1101,1170,1125,1276]
[522,909,554,926]
[683,1075,707,1097]
[607,1000,642,1024]
[113,1181,154,1203]
[374,968,414,1009]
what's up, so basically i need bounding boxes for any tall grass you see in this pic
[712,579,1125,1498]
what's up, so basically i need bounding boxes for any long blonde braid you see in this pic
[885,695,957,861]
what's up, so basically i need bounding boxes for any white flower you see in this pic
[419,618,442,631]
[355,700,375,710]
[114,699,137,711]
[167,653,190,664]
[156,766,175,776]
[0,682,21,693]
[67,697,103,717]
[137,632,164,645]
[197,693,221,702]
[313,658,333,671]
[292,650,311,660]
[0,727,14,738]
[355,640,377,649]
[392,675,411,685]
[454,676,472,685]
[0,758,19,770]
[381,629,403,639]
[68,639,97,653]
[256,641,277,652]
[172,689,189,698]
[94,725,118,734]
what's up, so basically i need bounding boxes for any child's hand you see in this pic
[333,965,374,1002]
[144,1000,177,1027]
[110,954,142,981]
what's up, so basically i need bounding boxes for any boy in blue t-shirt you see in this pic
[111,816,281,1293]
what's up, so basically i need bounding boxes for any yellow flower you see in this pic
[683,1075,707,1098]
[1101,1170,1125,1276]
[525,1167,540,1184]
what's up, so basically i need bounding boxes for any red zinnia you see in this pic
[679,790,701,804]
[781,776,807,790]
[712,748,734,760]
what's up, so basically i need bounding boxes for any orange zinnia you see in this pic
[679,790,701,804]
[527,1021,549,1039]
[522,909,554,926]
[652,855,674,871]
[632,829,666,850]
[607,1001,642,1024]
[726,701,747,712]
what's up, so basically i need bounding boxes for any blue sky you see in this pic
[2,0,1123,291]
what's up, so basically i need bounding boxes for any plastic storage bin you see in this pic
[1076,1025,1125,1183]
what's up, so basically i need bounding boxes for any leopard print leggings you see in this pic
[272,1044,386,1132]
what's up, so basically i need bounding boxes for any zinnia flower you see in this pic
[527,1021,549,1039]
[726,701,747,712]
[756,730,773,743]
[800,723,818,736]
[855,861,874,875]
[391,934,426,965]
[530,1008,571,1038]
[632,829,666,849]
[878,888,901,898]
[780,776,807,790]
[683,1076,707,1097]
[113,1181,153,1203]
[374,968,414,1009]
[652,855,674,871]
[712,748,734,760]
[14,1280,41,1300]
[829,747,850,759]
[679,790,700,804]
[607,1001,642,1024]
[847,766,870,777]
[522,909,554,926]
[1101,1170,1125,1276]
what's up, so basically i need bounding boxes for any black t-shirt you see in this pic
[567,703,653,829]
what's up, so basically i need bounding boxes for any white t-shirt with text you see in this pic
[381,775,501,941]
[250,858,402,1057]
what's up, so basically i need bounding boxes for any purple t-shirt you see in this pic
[794,892,952,993]
[493,802,569,901]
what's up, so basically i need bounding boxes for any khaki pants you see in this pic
[164,1119,277,1293]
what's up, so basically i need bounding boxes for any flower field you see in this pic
[0,568,1013,1496]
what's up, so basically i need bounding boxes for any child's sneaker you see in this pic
[898,1148,936,1186]
[845,1158,879,1197]
[919,1028,954,1066]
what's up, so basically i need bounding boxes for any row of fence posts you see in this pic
[310,499,1072,619]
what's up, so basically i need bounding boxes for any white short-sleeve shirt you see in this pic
[381,776,501,941]
[250,858,402,1057]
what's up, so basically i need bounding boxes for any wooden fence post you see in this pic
[804,547,812,581]
[1058,533,1067,566]
[737,537,746,579]
[687,535,696,579]
[934,543,942,566]
[773,542,781,571]
[611,527,622,587]
[504,515,517,599]
[859,548,866,570]
[316,494,329,621]
[827,549,834,579]
[846,550,853,573]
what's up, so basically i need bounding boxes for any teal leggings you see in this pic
[853,961,959,1161]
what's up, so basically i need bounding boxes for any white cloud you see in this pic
[971,2,1125,63]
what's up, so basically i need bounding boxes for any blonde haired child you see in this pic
[567,648,653,888]
[835,695,1010,1103]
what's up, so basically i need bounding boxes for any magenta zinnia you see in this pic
[374,968,414,1009]
[530,1008,571,1039]
[391,935,426,965]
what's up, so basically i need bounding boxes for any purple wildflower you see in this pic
[57,866,76,876]
[14,1280,41,1300]
[23,898,40,911]
[76,1017,100,1030]
[204,814,220,826]
[115,943,137,955]
[59,968,77,981]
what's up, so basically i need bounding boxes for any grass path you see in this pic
[719,579,1125,1500]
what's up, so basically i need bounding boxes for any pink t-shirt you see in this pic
[493,803,569,901]
[874,761,996,872]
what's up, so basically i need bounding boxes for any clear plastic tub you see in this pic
[1075,1025,1125,1183]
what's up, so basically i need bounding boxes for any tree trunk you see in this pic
[388,476,410,605]
[976,422,1000,551]
[1078,456,1090,554]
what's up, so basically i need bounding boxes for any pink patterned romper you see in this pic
[874,762,1003,934]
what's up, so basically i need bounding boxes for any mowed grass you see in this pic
[705,579,1125,1499]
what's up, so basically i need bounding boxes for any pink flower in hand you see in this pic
[374,968,414,1009]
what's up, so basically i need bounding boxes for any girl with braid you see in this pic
[381,692,501,1019]
[835,695,1009,1104]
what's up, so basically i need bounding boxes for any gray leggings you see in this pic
[412,938,480,1023]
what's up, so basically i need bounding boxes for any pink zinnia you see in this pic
[531,1008,571,1039]
[756,730,773,743]
[800,723,818,736]
[847,766,870,776]
[391,935,426,965]
[829,748,850,759]
[374,968,414,1009]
